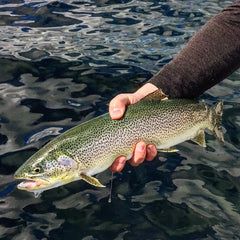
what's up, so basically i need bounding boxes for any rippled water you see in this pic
[0,0,240,239]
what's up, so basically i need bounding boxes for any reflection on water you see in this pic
[0,0,240,239]
[0,0,229,71]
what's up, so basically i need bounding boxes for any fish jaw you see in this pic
[16,178,65,198]
[14,169,52,191]
[16,178,52,191]
[15,174,80,196]
[15,176,53,191]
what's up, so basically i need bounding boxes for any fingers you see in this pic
[109,83,161,120]
[109,94,130,120]
[109,142,157,172]
[146,144,157,161]
[129,141,146,167]
[109,93,137,120]
[109,155,127,172]
[129,142,157,167]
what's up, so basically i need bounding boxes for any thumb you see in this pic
[109,94,133,120]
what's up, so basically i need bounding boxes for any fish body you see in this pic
[14,90,224,197]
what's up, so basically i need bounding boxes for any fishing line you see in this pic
[108,172,114,203]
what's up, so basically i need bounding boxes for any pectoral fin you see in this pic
[191,131,206,147]
[157,148,179,153]
[79,173,106,187]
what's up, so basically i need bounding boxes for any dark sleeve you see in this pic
[148,0,240,99]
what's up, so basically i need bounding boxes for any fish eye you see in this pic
[34,167,42,173]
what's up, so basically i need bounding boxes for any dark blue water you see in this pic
[1,0,240,239]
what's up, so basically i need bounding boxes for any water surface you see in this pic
[0,0,240,239]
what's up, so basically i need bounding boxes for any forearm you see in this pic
[148,0,240,99]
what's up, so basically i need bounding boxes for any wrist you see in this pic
[133,83,158,101]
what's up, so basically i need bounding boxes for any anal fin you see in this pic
[80,173,106,187]
[191,131,206,147]
[157,148,179,153]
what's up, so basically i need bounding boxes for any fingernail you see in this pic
[112,108,122,116]
[118,157,126,164]
[138,143,146,152]
[147,145,153,153]
[147,147,151,154]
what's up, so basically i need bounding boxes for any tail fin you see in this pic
[210,101,224,143]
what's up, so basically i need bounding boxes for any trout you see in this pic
[14,90,224,197]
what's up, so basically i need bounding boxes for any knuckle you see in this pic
[146,145,157,161]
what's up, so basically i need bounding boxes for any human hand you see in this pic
[109,83,159,172]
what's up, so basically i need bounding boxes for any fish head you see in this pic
[14,149,79,197]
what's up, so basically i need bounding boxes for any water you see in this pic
[0,0,240,239]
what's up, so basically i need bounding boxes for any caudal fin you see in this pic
[210,101,224,143]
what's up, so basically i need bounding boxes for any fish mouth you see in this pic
[16,178,51,191]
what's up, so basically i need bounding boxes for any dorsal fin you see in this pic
[140,89,168,102]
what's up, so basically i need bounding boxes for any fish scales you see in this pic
[47,100,207,169]
[14,91,224,197]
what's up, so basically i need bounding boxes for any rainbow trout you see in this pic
[14,90,224,197]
